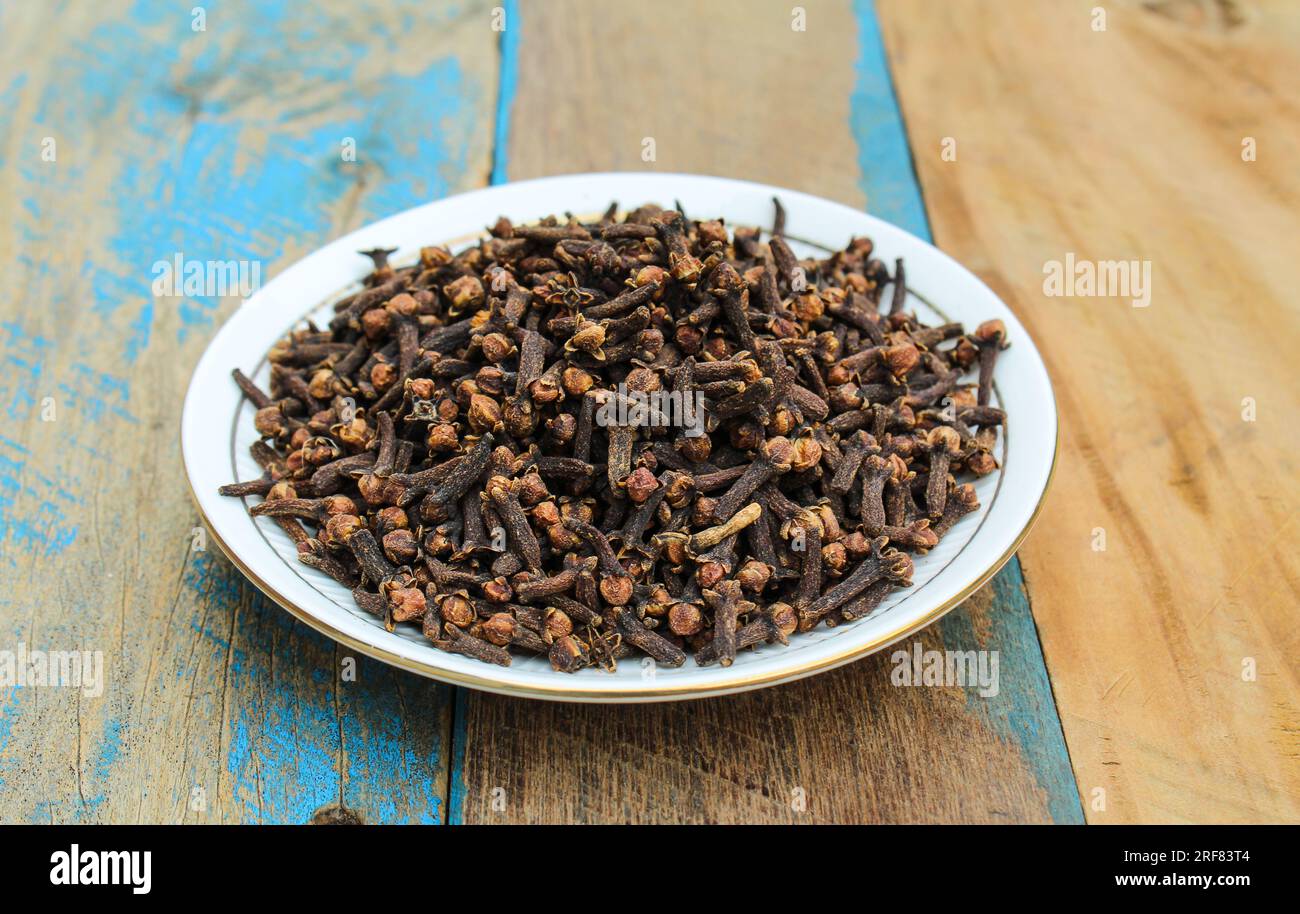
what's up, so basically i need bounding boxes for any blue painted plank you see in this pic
[852,0,932,240]
[0,0,498,823]
[490,0,522,188]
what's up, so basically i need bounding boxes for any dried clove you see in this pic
[220,199,1008,673]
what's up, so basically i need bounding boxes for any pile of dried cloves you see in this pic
[220,200,1009,673]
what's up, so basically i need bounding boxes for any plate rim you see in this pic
[181,170,1058,703]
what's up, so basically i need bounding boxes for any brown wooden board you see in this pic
[877,0,1300,823]
[0,0,500,823]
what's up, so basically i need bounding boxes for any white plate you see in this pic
[182,172,1057,702]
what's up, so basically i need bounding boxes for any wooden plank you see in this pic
[452,0,1081,824]
[457,572,1077,823]
[0,0,499,823]
[877,0,1300,823]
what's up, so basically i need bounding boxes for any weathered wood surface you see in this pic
[878,0,1300,823]
[15,0,1262,826]
[452,0,1080,824]
[0,0,502,823]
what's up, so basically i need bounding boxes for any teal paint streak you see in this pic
[929,573,1084,823]
[0,612,40,812]
[0,319,132,565]
[490,0,521,185]
[55,363,138,425]
[980,566,1084,823]
[79,718,125,816]
[852,0,1081,822]
[224,696,341,824]
[0,323,53,420]
[0,690,20,789]
[156,57,471,342]
[851,0,930,239]
[0,71,27,100]
[126,300,153,365]
[0,431,81,561]
[179,549,343,824]
[0,322,124,562]
[340,659,449,825]
[182,459,450,824]
[447,688,470,825]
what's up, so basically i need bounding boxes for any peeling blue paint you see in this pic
[447,687,470,825]
[1,0,488,824]
[0,434,81,560]
[0,690,20,788]
[182,421,451,825]
[0,323,53,421]
[340,658,447,825]
[14,1,479,359]
[80,718,125,815]
[125,300,153,365]
[935,571,1085,824]
[491,0,521,186]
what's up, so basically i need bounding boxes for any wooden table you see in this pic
[0,0,1294,824]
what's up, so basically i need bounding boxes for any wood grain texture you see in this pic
[452,0,1082,824]
[877,0,1300,823]
[458,570,1074,823]
[0,0,500,823]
